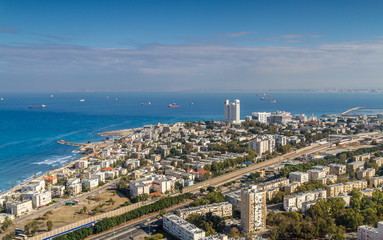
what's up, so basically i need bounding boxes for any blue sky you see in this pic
[1,0,383,92]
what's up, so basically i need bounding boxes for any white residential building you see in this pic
[283,189,327,211]
[163,214,205,240]
[248,135,276,155]
[21,180,45,193]
[32,191,52,208]
[177,202,232,219]
[92,172,106,183]
[224,99,240,124]
[6,200,33,216]
[129,174,176,196]
[358,221,383,240]
[82,178,99,190]
[252,112,271,124]
[289,171,309,183]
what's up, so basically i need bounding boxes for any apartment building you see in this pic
[241,186,267,233]
[163,214,205,240]
[329,163,347,176]
[358,221,383,240]
[75,160,89,169]
[356,168,376,180]
[326,180,368,197]
[258,178,289,191]
[369,176,383,188]
[129,174,176,196]
[372,157,383,167]
[354,153,371,162]
[349,161,366,171]
[285,182,301,195]
[283,189,327,211]
[21,180,45,193]
[308,169,327,181]
[177,202,232,219]
[317,175,338,185]
[225,190,241,211]
[289,172,309,183]
[82,178,99,190]
[248,135,276,156]
[6,200,33,216]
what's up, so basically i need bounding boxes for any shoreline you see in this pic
[0,129,126,198]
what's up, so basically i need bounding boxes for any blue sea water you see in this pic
[1,92,383,193]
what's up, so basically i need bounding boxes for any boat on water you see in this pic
[256,93,266,97]
[261,97,272,100]
[168,103,180,108]
[141,102,151,106]
[79,99,85,102]
[0,98,4,101]
[189,102,194,105]
[50,94,54,98]
[269,100,277,103]
[29,104,46,109]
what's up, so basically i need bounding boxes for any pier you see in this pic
[323,106,383,117]
[57,140,86,147]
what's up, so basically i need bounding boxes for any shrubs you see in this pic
[53,193,193,240]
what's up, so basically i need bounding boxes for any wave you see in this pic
[33,155,76,166]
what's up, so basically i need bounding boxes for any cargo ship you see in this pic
[261,97,272,100]
[269,100,277,103]
[29,104,46,109]
[168,103,180,108]
[141,102,151,106]
[256,93,266,96]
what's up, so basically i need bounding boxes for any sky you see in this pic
[0,0,383,92]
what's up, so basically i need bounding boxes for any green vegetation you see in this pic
[268,189,383,239]
[186,213,225,236]
[190,191,225,207]
[279,158,328,177]
[53,193,193,240]
[295,181,326,193]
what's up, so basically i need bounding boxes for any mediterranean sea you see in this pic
[1,92,383,193]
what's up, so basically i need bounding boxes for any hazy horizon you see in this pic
[1,0,383,92]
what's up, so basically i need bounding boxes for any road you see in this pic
[88,200,192,240]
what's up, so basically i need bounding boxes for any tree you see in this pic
[206,186,215,192]
[1,217,13,232]
[47,220,53,231]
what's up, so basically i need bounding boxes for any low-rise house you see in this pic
[44,176,57,186]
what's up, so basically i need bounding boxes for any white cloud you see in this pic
[1,39,383,91]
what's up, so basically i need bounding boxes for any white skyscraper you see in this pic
[224,99,240,123]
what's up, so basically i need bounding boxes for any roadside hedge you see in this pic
[53,193,193,240]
